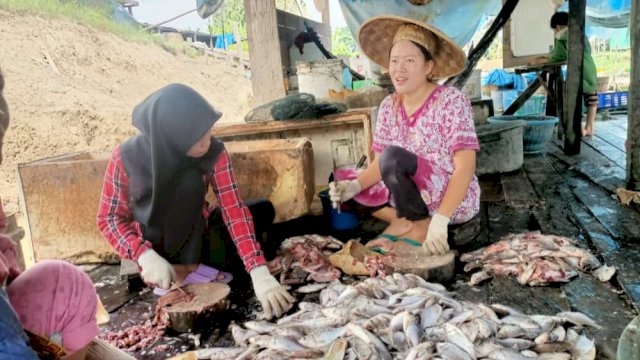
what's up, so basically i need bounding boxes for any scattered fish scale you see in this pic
[461,231,616,286]
[198,272,597,359]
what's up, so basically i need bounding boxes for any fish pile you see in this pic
[461,231,617,286]
[99,303,169,352]
[197,273,598,359]
[268,234,343,284]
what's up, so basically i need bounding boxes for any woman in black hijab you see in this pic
[97,84,294,319]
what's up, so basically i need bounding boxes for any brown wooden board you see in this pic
[89,265,139,313]
[583,135,627,168]
[487,276,570,315]
[550,143,626,193]
[594,122,627,152]
[501,169,539,205]
[486,202,533,240]
[479,175,504,203]
[567,176,640,240]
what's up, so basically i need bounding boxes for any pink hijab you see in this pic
[7,260,99,353]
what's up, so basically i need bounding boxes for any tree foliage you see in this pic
[332,26,357,57]
[207,0,306,36]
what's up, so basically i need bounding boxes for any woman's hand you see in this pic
[137,249,176,289]
[423,213,450,256]
[250,266,296,319]
[329,180,362,208]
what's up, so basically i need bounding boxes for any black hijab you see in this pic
[121,84,224,260]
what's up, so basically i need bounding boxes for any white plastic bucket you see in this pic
[462,69,482,100]
[297,59,344,100]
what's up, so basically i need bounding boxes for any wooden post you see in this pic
[563,0,586,155]
[243,0,286,107]
[320,0,331,26]
[450,0,520,88]
[233,23,243,68]
[628,0,640,189]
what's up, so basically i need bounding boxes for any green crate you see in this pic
[515,95,547,116]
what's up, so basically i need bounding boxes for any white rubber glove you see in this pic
[137,249,175,290]
[250,265,296,319]
[423,213,450,256]
[328,180,362,209]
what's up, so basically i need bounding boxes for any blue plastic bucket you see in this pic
[318,190,359,231]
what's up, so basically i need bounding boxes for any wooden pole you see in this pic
[320,0,331,26]
[563,0,586,155]
[450,0,520,88]
[628,0,640,189]
[243,0,286,107]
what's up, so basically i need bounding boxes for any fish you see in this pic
[298,326,347,349]
[550,326,566,342]
[420,304,443,329]
[474,318,498,340]
[402,312,420,348]
[236,345,261,360]
[529,315,561,333]
[243,321,277,334]
[592,264,616,282]
[435,342,474,360]
[469,270,493,286]
[346,323,391,359]
[196,347,246,359]
[475,341,504,358]
[460,232,606,286]
[536,353,572,360]
[405,341,435,360]
[230,324,259,346]
[570,334,596,360]
[362,313,392,331]
[496,338,534,351]
[324,338,348,360]
[248,335,308,352]
[491,303,523,316]
[297,283,329,293]
[444,323,475,357]
[520,349,538,357]
[488,348,537,360]
[556,311,601,329]
[447,310,475,326]
[458,320,479,342]
[424,327,447,343]
[533,341,573,353]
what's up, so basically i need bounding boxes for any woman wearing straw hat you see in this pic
[329,16,480,256]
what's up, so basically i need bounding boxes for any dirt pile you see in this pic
[0,9,253,214]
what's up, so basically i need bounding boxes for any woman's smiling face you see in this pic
[389,40,434,94]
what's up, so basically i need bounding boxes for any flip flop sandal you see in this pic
[368,234,423,255]
[367,233,398,255]
[153,264,233,296]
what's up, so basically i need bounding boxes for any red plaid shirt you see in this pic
[97,146,266,272]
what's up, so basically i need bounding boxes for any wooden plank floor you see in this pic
[92,116,639,359]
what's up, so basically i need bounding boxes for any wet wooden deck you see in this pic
[92,115,640,359]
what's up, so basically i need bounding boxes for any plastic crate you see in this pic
[598,91,628,109]
[503,91,547,116]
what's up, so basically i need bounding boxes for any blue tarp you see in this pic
[482,69,537,91]
[338,0,501,48]
[339,0,631,52]
[214,34,235,49]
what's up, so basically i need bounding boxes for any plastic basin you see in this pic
[488,115,559,154]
